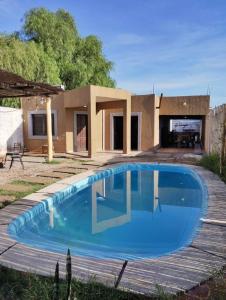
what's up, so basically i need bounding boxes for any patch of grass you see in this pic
[0,182,44,209]
[11,180,43,187]
[0,189,28,199]
[0,266,152,300]
[44,159,61,165]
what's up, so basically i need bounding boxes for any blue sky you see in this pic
[0,0,226,106]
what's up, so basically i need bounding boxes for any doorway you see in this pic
[113,116,123,149]
[111,113,140,151]
[74,113,88,151]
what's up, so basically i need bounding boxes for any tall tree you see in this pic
[23,8,77,72]
[23,8,115,89]
[61,36,115,89]
[0,35,60,107]
[0,7,115,108]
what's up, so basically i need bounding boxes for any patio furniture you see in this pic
[7,143,25,169]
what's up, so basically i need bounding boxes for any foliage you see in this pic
[0,7,115,108]
[0,181,43,208]
[199,153,221,175]
[0,266,151,300]
[66,249,72,299]
[155,285,175,300]
[53,262,59,300]
[23,8,78,71]
[23,8,115,90]
[199,152,226,182]
[0,34,61,108]
[61,35,115,89]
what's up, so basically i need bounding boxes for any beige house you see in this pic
[21,85,210,157]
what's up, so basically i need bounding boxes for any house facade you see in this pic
[21,85,210,157]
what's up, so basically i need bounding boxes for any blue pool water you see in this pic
[8,164,208,260]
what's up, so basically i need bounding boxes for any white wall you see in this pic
[0,107,23,152]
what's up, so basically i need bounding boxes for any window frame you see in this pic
[28,110,57,139]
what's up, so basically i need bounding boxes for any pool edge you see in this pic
[0,162,226,296]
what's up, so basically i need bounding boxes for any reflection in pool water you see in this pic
[8,164,207,260]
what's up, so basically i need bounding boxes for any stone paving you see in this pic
[0,155,94,208]
[0,155,88,185]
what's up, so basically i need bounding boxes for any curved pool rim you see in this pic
[7,162,209,260]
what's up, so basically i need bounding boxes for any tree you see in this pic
[61,36,115,89]
[23,8,77,72]
[0,35,61,107]
[23,8,115,89]
[0,7,115,108]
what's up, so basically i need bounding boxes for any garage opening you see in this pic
[112,115,139,150]
[160,116,204,149]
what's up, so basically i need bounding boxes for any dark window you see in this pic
[32,114,55,136]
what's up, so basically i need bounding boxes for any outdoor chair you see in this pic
[7,143,25,170]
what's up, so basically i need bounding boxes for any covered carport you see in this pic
[159,95,210,151]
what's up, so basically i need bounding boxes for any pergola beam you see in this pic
[0,69,62,162]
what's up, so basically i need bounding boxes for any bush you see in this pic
[199,153,226,182]
[199,153,221,175]
[0,266,151,300]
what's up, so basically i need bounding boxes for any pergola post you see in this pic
[88,96,96,158]
[46,97,53,162]
[123,96,131,154]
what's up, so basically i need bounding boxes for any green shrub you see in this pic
[0,266,152,300]
[199,153,226,182]
[199,153,221,175]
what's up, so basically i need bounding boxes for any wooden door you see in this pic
[76,114,88,151]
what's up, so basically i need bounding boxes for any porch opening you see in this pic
[112,115,139,151]
[159,116,204,149]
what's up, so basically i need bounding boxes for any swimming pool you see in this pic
[8,163,208,260]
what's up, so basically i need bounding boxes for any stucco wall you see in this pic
[154,96,160,147]
[22,95,66,153]
[160,95,210,116]
[96,108,104,152]
[22,87,211,154]
[103,94,156,151]
[0,107,23,152]
[132,94,156,151]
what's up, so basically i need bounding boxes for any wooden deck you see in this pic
[0,164,226,296]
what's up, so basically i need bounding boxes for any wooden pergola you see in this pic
[0,69,63,162]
